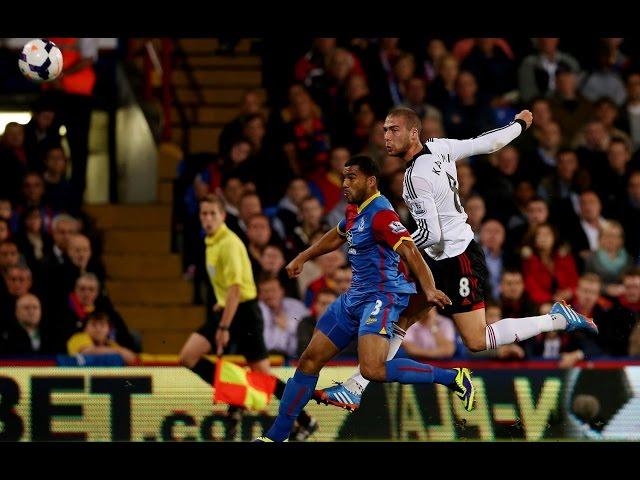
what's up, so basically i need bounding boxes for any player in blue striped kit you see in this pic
[256,155,474,442]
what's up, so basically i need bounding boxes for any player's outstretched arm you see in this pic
[442,110,533,161]
[396,240,452,309]
[286,227,346,278]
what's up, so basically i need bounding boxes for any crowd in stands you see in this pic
[174,37,640,366]
[0,41,139,362]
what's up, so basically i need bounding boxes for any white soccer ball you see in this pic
[18,38,63,83]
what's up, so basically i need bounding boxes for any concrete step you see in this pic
[178,38,252,54]
[157,180,173,204]
[103,230,171,254]
[172,70,262,88]
[183,55,261,68]
[139,329,194,354]
[84,204,171,230]
[158,142,183,180]
[106,279,193,305]
[103,253,182,279]
[119,305,205,329]
[174,87,246,105]
[170,106,238,125]
[171,126,221,153]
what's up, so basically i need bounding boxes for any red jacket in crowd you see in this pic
[521,249,579,304]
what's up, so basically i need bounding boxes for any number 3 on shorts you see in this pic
[371,299,383,317]
[459,277,470,297]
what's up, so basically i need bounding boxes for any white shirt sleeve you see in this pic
[432,120,525,162]
[408,174,441,250]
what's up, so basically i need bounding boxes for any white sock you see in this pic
[346,325,407,394]
[485,313,568,350]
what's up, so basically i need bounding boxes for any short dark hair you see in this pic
[199,193,225,212]
[387,106,423,136]
[247,213,270,227]
[501,267,523,278]
[87,310,110,325]
[257,272,281,286]
[623,267,640,279]
[344,155,380,183]
[526,196,547,206]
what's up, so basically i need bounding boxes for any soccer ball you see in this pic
[18,39,63,83]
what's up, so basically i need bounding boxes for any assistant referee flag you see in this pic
[214,359,277,410]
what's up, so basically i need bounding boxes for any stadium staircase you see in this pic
[84,38,263,354]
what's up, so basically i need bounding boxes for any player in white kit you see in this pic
[314,106,599,412]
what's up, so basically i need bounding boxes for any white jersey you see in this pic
[402,120,526,260]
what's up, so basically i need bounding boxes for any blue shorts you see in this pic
[316,291,411,351]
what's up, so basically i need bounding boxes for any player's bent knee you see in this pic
[464,335,487,353]
[179,350,198,369]
[298,352,324,375]
[360,364,386,382]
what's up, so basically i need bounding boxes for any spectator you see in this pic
[421,38,448,84]
[297,288,337,356]
[219,176,245,234]
[1,265,33,327]
[14,207,52,285]
[402,308,456,359]
[17,172,54,232]
[526,120,564,184]
[61,273,137,352]
[580,43,627,106]
[46,38,99,200]
[0,240,20,272]
[499,269,539,319]
[309,147,348,214]
[357,38,401,115]
[1,293,58,354]
[617,268,640,315]
[304,261,351,307]
[570,273,636,358]
[296,246,346,300]
[464,194,486,241]
[477,146,524,223]
[621,171,640,260]
[0,218,9,243]
[66,233,106,282]
[259,244,298,299]
[289,196,329,255]
[513,97,555,159]
[361,120,387,166]
[348,97,377,154]
[218,90,266,156]
[506,197,549,256]
[421,115,446,141]
[257,274,309,358]
[43,213,79,267]
[521,223,579,305]
[67,310,137,365]
[595,138,634,218]
[585,221,633,295]
[460,38,517,104]
[229,192,262,243]
[559,191,608,264]
[588,97,632,146]
[272,178,311,247]
[517,38,581,103]
[387,52,416,106]
[245,214,275,277]
[282,93,331,177]
[538,148,581,205]
[456,162,477,203]
[0,122,27,204]
[219,138,253,184]
[386,170,414,229]
[23,97,61,171]
[442,70,496,140]
[426,54,459,111]
[399,76,442,121]
[479,219,509,301]
[42,145,79,214]
[549,67,594,143]
[574,120,610,178]
[617,72,640,150]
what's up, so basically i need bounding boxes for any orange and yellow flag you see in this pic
[214,359,277,410]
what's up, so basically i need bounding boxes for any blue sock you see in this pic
[265,370,318,442]
[385,358,457,386]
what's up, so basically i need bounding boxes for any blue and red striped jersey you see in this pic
[337,192,416,296]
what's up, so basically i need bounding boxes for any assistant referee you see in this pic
[179,193,318,440]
